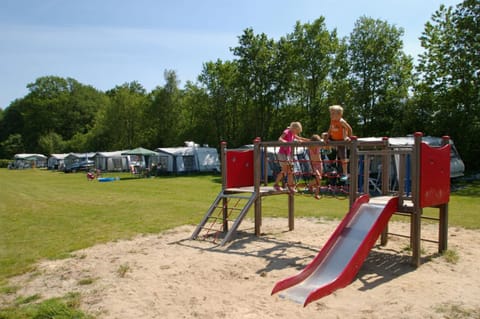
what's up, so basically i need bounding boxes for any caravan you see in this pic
[388,136,465,178]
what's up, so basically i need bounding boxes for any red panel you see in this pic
[420,143,450,208]
[225,150,254,188]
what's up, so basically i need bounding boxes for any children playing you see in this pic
[273,122,309,193]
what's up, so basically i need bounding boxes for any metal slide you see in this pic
[271,195,399,307]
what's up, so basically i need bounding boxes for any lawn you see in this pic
[1,168,479,286]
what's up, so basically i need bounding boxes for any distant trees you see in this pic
[414,0,479,169]
[147,70,183,148]
[0,76,107,155]
[348,17,414,137]
[197,59,241,145]
[284,18,341,135]
[0,0,478,171]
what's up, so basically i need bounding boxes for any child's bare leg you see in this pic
[275,170,283,185]
[286,162,296,193]
[341,159,349,180]
[274,159,289,190]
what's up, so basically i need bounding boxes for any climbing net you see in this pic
[269,145,350,199]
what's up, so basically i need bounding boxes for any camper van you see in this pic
[387,136,465,178]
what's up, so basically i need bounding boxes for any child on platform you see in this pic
[273,122,309,193]
[325,105,353,180]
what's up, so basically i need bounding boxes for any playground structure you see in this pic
[191,132,451,304]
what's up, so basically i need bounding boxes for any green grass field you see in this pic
[1,168,479,286]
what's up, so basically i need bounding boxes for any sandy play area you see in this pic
[2,217,480,318]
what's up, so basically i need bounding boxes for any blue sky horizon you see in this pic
[0,0,461,109]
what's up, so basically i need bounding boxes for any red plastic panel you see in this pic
[225,150,254,188]
[420,143,450,208]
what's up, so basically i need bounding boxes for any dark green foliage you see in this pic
[348,16,413,137]
[0,1,477,170]
[415,0,480,170]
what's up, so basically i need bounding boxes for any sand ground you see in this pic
[2,217,480,318]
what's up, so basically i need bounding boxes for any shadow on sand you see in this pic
[172,229,439,293]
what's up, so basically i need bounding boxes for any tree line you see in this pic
[0,0,478,171]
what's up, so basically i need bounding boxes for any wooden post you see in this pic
[349,136,358,208]
[398,154,406,208]
[381,136,390,196]
[288,192,294,231]
[411,132,423,267]
[253,138,262,236]
[380,137,390,246]
[220,141,229,233]
[439,135,450,253]
[364,155,370,195]
[262,144,268,186]
[439,203,448,253]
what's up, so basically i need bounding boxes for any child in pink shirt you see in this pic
[274,122,309,193]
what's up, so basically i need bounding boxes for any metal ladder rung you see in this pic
[192,190,257,244]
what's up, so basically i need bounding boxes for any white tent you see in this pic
[47,153,69,170]
[94,151,130,172]
[11,153,47,169]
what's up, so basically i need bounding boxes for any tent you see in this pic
[121,147,159,174]
[47,153,69,170]
[93,151,130,172]
[155,142,220,174]
[63,152,96,172]
[121,147,159,157]
[11,153,47,169]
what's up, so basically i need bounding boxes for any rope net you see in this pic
[269,145,349,199]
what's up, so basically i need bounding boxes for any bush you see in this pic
[0,159,12,168]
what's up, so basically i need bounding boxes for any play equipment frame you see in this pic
[193,132,450,267]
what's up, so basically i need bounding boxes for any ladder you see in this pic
[191,191,257,245]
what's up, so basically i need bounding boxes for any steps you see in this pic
[191,191,257,245]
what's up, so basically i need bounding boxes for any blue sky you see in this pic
[0,0,461,109]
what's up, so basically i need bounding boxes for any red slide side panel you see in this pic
[420,143,450,208]
[225,149,254,188]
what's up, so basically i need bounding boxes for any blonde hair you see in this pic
[329,105,344,115]
[310,134,321,141]
[289,121,303,133]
